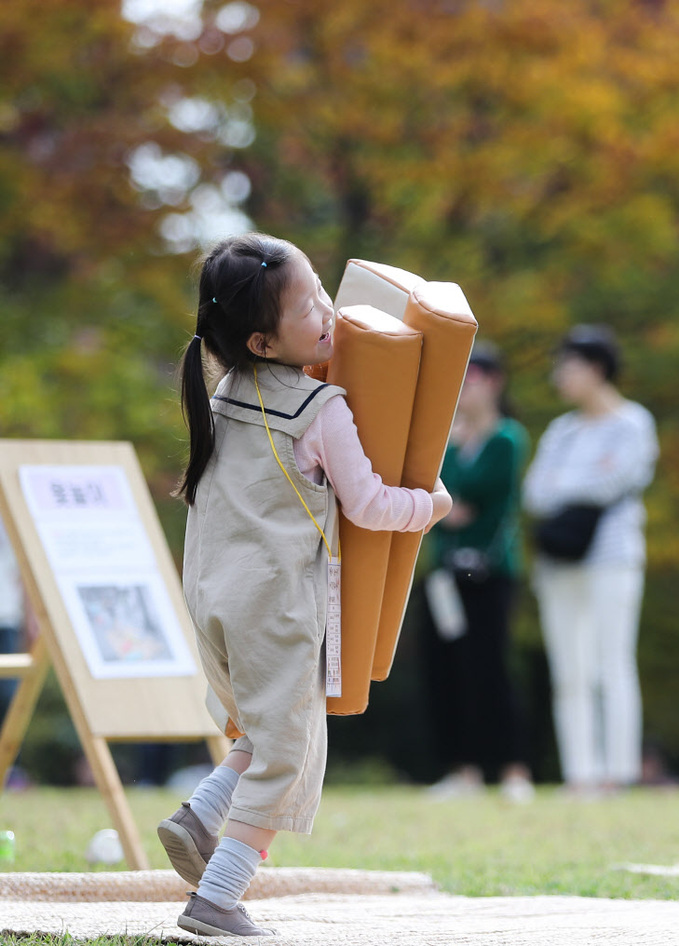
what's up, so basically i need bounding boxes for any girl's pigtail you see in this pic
[175,232,295,503]
[175,334,215,505]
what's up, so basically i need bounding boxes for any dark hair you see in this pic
[557,324,620,382]
[467,340,514,417]
[176,232,298,504]
[469,339,504,376]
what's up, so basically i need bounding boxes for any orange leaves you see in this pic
[2,0,679,559]
[240,1,679,578]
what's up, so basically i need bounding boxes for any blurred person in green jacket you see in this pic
[421,342,533,803]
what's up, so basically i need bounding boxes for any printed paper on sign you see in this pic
[19,464,196,679]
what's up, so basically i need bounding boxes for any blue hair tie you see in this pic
[212,296,218,304]
[261,261,267,268]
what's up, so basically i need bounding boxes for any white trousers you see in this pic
[533,563,644,786]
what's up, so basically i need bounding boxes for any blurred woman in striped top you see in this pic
[524,325,658,797]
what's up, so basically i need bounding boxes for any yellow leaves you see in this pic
[545,79,624,142]
[646,434,679,570]
[3,0,679,568]
[640,122,679,182]
[489,269,568,333]
[645,321,679,352]
[539,193,676,288]
[611,194,676,259]
[0,356,59,438]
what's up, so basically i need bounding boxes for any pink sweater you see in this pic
[293,395,432,532]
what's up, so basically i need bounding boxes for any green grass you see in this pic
[0,939,159,946]
[2,784,679,901]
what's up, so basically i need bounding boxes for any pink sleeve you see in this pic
[294,396,433,533]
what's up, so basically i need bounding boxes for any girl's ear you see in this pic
[246,332,269,358]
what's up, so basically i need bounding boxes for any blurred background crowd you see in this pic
[1,0,678,792]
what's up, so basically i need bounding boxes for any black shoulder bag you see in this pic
[533,503,605,562]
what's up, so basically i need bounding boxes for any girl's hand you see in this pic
[424,478,453,534]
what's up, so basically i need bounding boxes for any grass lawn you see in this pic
[2,783,679,902]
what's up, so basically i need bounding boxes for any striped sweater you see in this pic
[523,400,658,566]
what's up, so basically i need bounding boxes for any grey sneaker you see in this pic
[177,892,275,937]
[157,802,218,886]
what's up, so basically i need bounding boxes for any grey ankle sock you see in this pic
[187,765,240,837]
[197,836,262,909]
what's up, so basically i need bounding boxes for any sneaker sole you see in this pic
[157,819,207,887]
[177,914,236,937]
[177,913,273,938]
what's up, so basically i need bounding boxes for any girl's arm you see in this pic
[294,396,445,533]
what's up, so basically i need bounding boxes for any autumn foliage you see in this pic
[242,0,679,568]
[2,0,679,767]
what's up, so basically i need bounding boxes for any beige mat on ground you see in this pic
[0,866,433,902]
[3,869,679,945]
[3,890,679,945]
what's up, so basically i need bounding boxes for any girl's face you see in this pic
[552,353,604,404]
[256,252,334,367]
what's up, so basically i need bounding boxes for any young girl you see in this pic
[158,232,451,937]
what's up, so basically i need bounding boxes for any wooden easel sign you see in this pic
[0,440,228,869]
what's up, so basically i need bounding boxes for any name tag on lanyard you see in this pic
[325,557,342,697]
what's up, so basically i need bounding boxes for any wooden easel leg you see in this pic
[206,734,231,766]
[0,636,50,790]
[82,733,150,870]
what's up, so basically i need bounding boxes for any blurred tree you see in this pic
[3,0,679,775]
[6,0,677,549]
[0,0,253,517]
[236,0,679,559]
[233,0,679,770]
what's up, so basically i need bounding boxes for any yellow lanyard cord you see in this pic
[253,365,338,563]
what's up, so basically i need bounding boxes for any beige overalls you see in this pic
[183,364,345,833]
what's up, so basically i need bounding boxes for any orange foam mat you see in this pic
[325,305,422,715]
[325,261,476,710]
[373,280,477,679]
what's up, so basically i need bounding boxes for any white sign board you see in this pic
[19,464,195,680]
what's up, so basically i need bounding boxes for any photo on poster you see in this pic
[57,570,196,679]
[77,583,173,664]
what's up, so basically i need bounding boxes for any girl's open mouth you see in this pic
[319,332,330,342]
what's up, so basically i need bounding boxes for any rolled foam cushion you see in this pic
[372,281,477,679]
[333,260,424,319]
[330,261,477,686]
[325,305,422,715]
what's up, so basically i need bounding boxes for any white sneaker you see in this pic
[500,775,535,804]
[426,772,484,801]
